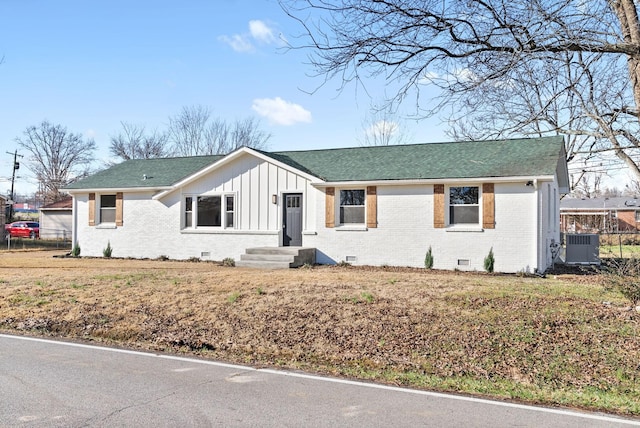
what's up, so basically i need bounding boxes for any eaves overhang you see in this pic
[311,175,557,188]
[64,186,173,195]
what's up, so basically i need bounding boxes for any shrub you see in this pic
[484,247,495,273]
[222,257,235,267]
[71,242,81,257]
[103,241,113,258]
[425,246,434,269]
[602,258,640,308]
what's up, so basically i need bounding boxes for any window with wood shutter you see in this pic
[435,183,495,229]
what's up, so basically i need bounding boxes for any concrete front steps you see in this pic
[236,247,316,269]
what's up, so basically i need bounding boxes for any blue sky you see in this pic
[0,0,447,196]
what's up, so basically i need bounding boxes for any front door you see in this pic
[283,193,303,247]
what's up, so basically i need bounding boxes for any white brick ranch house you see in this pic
[63,136,569,273]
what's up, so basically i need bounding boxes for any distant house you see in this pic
[39,197,73,239]
[560,196,640,233]
[63,136,569,273]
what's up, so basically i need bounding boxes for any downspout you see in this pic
[72,196,77,249]
[533,179,540,273]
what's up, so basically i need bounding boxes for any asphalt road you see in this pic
[0,334,638,427]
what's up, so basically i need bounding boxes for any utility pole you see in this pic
[6,150,23,223]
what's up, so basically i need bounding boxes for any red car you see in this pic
[5,221,40,238]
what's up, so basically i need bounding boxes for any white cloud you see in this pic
[84,129,97,139]
[251,97,312,126]
[219,20,280,53]
[218,34,255,53]
[249,20,276,44]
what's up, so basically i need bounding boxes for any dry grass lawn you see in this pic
[1,250,639,417]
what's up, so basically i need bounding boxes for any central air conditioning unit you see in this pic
[564,234,600,265]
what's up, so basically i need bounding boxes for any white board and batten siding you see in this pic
[180,154,316,232]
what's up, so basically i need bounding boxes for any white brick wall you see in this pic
[72,153,559,273]
[306,181,551,273]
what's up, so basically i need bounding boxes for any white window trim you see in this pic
[183,193,236,230]
[446,185,482,229]
[338,188,366,226]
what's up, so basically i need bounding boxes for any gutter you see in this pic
[311,175,556,188]
[63,186,173,195]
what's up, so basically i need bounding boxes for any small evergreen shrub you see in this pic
[103,241,113,258]
[425,246,434,269]
[222,257,235,267]
[484,247,495,273]
[71,242,81,257]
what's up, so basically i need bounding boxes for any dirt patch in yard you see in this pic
[0,250,638,416]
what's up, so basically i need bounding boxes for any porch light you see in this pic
[272,194,277,204]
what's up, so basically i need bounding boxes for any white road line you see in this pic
[2,333,639,426]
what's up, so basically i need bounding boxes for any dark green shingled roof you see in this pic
[65,136,564,190]
[265,136,564,181]
[64,155,223,190]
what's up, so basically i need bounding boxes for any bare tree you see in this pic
[17,121,96,203]
[167,105,212,157]
[168,105,270,156]
[109,122,171,161]
[358,104,412,146]
[281,0,640,180]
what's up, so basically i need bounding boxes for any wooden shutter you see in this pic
[366,186,377,228]
[88,193,95,226]
[325,187,335,228]
[482,183,495,229]
[433,184,445,228]
[115,192,124,226]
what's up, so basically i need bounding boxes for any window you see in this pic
[185,197,193,228]
[198,196,222,226]
[184,194,235,229]
[636,211,640,223]
[340,189,365,224]
[449,186,479,225]
[225,195,234,228]
[100,194,116,223]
